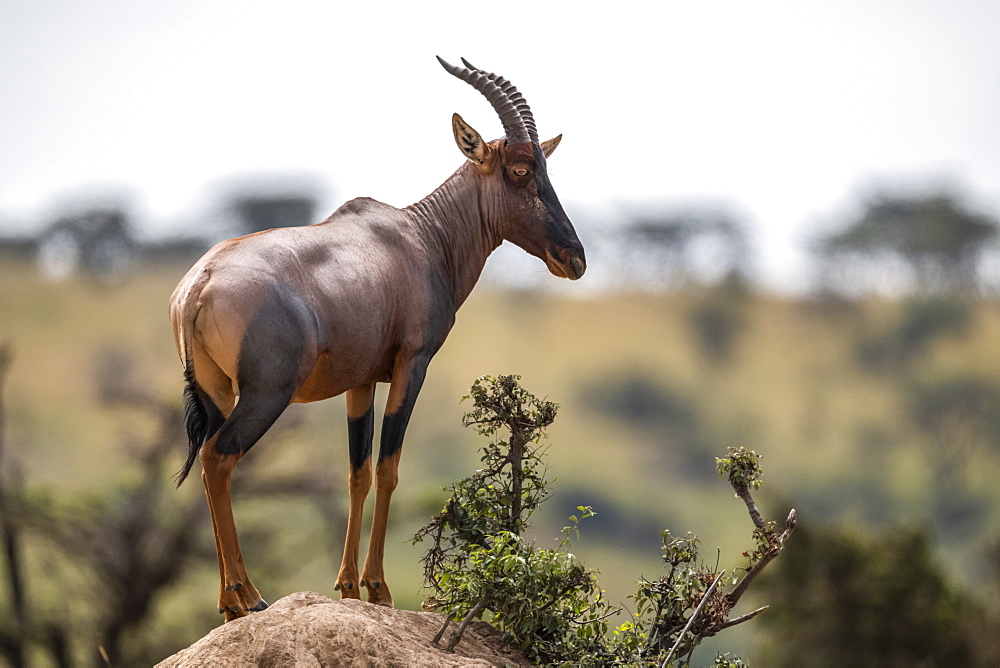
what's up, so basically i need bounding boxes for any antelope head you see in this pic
[438,57,587,280]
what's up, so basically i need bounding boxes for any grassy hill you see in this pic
[2,257,999,663]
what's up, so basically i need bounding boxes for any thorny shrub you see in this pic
[415,377,796,666]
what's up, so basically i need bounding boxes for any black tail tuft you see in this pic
[176,365,208,487]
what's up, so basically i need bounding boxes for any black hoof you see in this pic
[250,599,268,612]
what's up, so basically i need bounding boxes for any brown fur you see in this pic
[170,130,585,619]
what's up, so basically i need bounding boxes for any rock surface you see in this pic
[155,591,529,667]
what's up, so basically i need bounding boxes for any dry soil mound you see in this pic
[155,591,529,667]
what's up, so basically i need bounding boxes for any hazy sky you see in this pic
[3,0,999,288]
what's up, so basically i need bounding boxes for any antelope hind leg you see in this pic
[201,441,269,620]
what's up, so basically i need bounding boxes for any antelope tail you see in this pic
[177,357,208,487]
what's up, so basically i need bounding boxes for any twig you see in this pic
[508,432,525,532]
[567,606,620,626]
[536,578,586,614]
[734,483,765,530]
[716,605,769,631]
[727,508,797,608]
[0,343,29,667]
[431,615,451,646]
[444,594,489,652]
[778,508,798,542]
[661,569,726,668]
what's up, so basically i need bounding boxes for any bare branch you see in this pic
[0,342,29,668]
[727,508,797,608]
[779,508,798,542]
[444,595,489,652]
[430,615,451,646]
[662,569,726,667]
[716,605,770,631]
[734,482,766,530]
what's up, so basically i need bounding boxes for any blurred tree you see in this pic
[230,193,317,235]
[908,374,1000,445]
[580,371,715,480]
[755,524,999,666]
[619,205,752,290]
[0,343,29,668]
[193,174,327,241]
[583,371,694,428]
[855,297,971,372]
[37,205,136,283]
[906,373,1000,540]
[817,189,999,295]
[688,272,752,364]
[0,344,340,665]
[138,237,213,266]
[622,216,690,286]
[0,233,37,262]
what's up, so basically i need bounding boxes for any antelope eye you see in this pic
[513,167,529,177]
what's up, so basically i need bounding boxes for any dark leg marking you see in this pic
[348,405,375,470]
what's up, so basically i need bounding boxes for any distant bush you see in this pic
[755,524,1000,666]
[908,374,1000,441]
[688,273,751,364]
[583,371,697,429]
[856,297,971,371]
[581,370,715,481]
[906,373,1000,539]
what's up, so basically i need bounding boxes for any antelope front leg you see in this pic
[200,443,267,621]
[361,448,401,606]
[361,356,428,607]
[336,385,375,599]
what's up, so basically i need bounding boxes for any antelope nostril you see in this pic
[570,256,586,279]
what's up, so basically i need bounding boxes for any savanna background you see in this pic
[3,1,1000,666]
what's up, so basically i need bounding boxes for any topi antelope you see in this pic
[169,56,586,620]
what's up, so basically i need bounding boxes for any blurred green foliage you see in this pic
[856,296,972,371]
[688,274,751,364]
[756,524,1000,666]
[2,244,1000,664]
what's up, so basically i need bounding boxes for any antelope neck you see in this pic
[406,164,505,308]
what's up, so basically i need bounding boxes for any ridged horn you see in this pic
[460,58,538,144]
[436,56,535,145]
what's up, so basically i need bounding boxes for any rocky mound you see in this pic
[155,591,529,667]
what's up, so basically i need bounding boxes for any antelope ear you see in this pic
[540,134,562,158]
[452,113,486,164]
